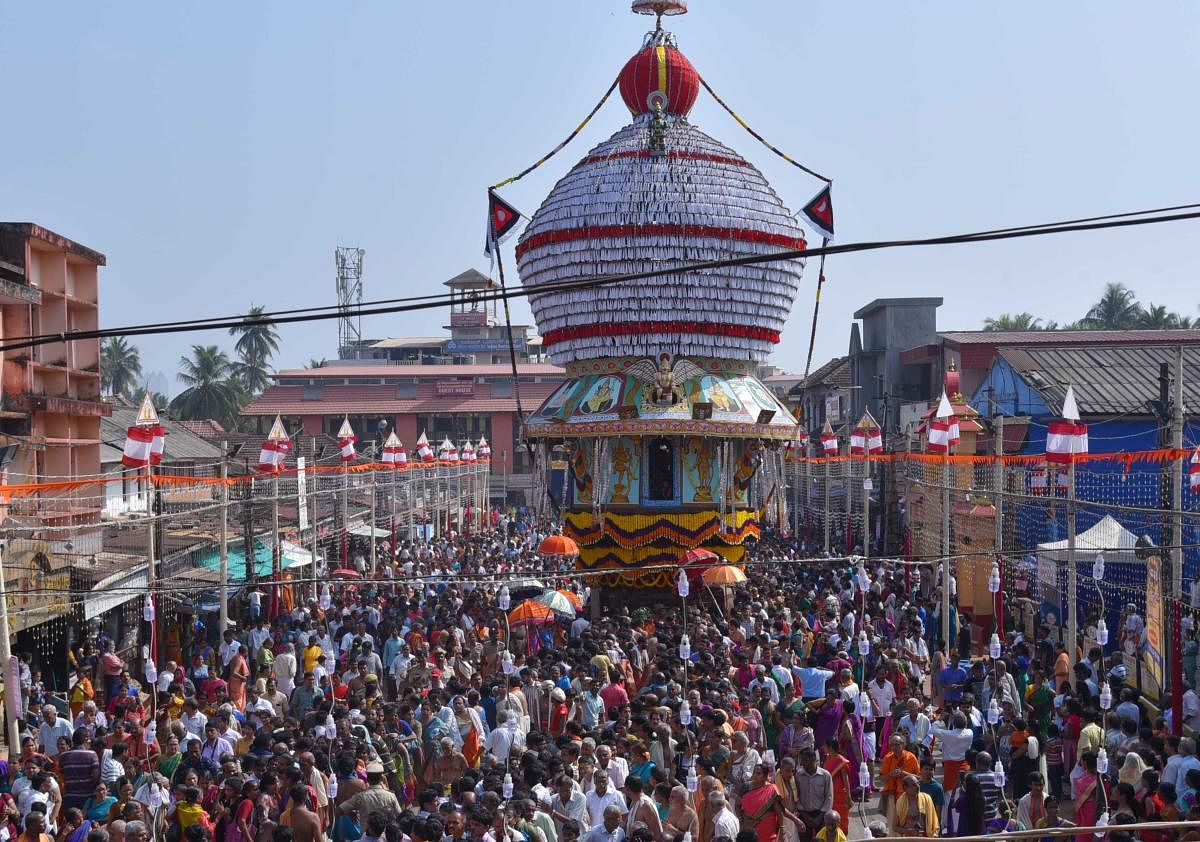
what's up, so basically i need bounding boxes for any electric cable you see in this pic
[4,205,1200,353]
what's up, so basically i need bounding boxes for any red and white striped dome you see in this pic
[517,115,807,365]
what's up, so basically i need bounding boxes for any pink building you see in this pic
[0,223,108,539]
[242,362,565,502]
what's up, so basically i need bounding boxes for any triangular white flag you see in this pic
[1061,385,1080,421]
[935,390,954,420]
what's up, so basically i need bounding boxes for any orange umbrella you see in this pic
[701,564,747,586]
[539,534,580,557]
[508,599,556,627]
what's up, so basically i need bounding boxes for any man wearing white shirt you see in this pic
[867,673,896,735]
[180,699,207,739]
[897,698,933,751]
[708,791,740,840]
[249,619,271,660]
[595,745,629,792]
[770,656,794,694]
[484,712,525,764]
[219,629,241,669]
[748,666,780,705]
[390,645,413,683]
[585,772,626,828]
[549,776,588,836]
[582,806,625,842]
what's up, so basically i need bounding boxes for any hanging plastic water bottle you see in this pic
[1096,618,1109,646]
[327,775,338,799]
[859,762,871,791]
[679,700,692,726]
[987,697,1000,725]
[503,773,514,799]
[989,633,1001,659]
[687,763,698,793]
[1099,682,1113,711]
[993,759,1006,788]
[679,634,690,661]
[1097,747,1109,774]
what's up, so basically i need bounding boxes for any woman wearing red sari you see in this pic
[739,764,803,842]
[821,738,851,833]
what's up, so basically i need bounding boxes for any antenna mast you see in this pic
[335,246,365,358]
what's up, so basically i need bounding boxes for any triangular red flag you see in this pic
[801,184,835,241]
[484,190,522,257]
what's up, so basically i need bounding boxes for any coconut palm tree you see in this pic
[307,358,326,369]
[982,313,1044,331]
[228,305,280,395]
[1139,303,1176,329]
[1080,283,1144,329]
[101,337,143,399]
[170,345,243,426]
[229,305,280,363]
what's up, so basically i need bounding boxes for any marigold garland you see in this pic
[563,509,760,548]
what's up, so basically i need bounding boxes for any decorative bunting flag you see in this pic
[1190,449,1200,492]
[849,429,866,455]
[866,428,883,454]
[121,425,154,468]
[477,437,492,460]
[1046,421,1088,464]
[927,391,960,454]
[484,190,522,258]
[1047,386,1088,464]
[800,183,834,241]
[257,415,291,473]
[149,424,166,466]
[381,431,407,467]
[820,422,838,455]
[123,393,165,469]
[797,429,810,450]
[415,431,435,463]
[336,417,358,462]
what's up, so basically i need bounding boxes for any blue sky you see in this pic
[4,2,1199,395]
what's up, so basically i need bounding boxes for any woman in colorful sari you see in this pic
[227,649,249,712]
[837,699,867,801]
[740,765,803,842]
[1025,666,1055,738]
[1072,751,1102,842]
[451,695,485,768]
[820,739,851,834]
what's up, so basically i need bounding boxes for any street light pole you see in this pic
[0,539,22,756]
[219,441,229,630]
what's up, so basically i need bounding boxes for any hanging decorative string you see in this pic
[490,76,621,190]
[696,75,831,184]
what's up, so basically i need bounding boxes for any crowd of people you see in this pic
[1,514,1191,842]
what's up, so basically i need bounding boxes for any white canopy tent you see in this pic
[1037,514,1140,564]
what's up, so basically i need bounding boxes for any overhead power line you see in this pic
[3,203,1200,354]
